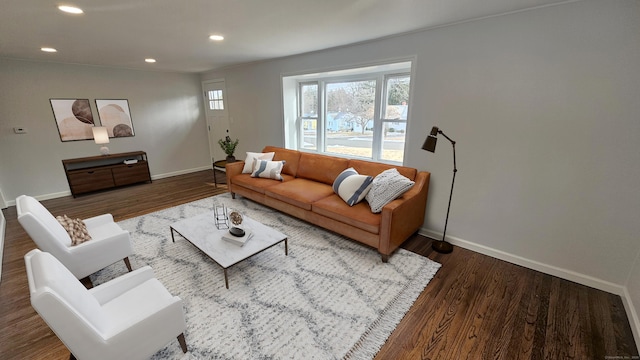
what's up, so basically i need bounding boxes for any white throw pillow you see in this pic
[251,160,285,181]
[332,168,373,206]
[243,152,275,173]
[365,168,415,213]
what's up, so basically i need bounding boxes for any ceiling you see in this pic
[0,0,575,73]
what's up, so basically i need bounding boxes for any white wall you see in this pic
[0,59,211,202]
[201,0,640,344]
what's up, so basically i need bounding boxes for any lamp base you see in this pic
[432,240,453,254]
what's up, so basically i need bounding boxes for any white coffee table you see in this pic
[170,212,288,289]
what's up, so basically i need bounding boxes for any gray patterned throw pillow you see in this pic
[365,168,415,213]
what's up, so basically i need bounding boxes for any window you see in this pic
[207,89,224,110]
[381,75,410,162]
[300,83,318,150]
[284,61,412,164]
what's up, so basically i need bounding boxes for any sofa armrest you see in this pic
[378,171,430,256]
[225,161,245,188]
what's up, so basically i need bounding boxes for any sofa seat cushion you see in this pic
[265,179,334,211]
[232,173,295,194]
[312,195,381,234]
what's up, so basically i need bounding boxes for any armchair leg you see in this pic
[381,254,389,263]
[231,192,236,199]
[80,276,93,289]
[178,333,188,353]
[123,257,132,272]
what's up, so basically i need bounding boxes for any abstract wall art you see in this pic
[50,98,95,141]
[95,99,135,138]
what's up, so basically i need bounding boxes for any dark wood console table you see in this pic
[62,151,151,197]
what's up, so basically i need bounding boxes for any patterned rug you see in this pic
[91,193,441,359]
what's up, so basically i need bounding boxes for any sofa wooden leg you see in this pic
[69,352,77,360]
[231,192,236,199]
[123,257,132,272]
[178,333,188,353]
[381,254,389,263]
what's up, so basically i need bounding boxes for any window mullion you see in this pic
[318,81,325,152]
[371,76,384,161]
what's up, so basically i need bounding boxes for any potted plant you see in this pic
[218,135,239,162]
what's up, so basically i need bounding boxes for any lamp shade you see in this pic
[422,126,438,152]
[92,127,110,145]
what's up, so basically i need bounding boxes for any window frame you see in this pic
[286,62,412,164]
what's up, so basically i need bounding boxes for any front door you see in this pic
[202,79,229,163]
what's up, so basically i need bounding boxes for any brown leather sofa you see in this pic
[225,146,430,262]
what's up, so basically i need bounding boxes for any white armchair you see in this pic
[16,195,133,281]
[25,249,188,360]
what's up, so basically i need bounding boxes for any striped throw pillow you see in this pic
[251,160,285,181]
[332,167,373,206]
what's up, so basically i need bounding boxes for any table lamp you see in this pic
[92,126,110,155]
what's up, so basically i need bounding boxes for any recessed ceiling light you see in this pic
[145,58,156,63]
[58,5,84,14]
[209,34,224,41]
[41,47,57,53]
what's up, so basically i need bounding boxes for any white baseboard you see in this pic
[0,210,5,283]
[3,166,214,207]
[420,227,626,295]
[4,191,71,207]
[150,166,212,180]
[622,288,640,354]
[420,227,639,353]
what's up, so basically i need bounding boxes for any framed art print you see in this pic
[95,99,135,138]
[50,98,95,141]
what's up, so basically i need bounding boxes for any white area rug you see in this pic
[92,193,441,359]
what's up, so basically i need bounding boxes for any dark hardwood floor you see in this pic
[1,169,637,359]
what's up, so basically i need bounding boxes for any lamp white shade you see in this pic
[92,127,110,155]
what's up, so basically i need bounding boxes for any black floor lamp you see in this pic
[422,126,456,254]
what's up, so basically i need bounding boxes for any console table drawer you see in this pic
[68,169,115,193]
[112,162,151,186]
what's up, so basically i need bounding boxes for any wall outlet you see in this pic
[13,127,27,134]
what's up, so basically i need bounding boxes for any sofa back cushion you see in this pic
[297,152,349,185]
[348,159,417,181]
[263,146,301,177]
